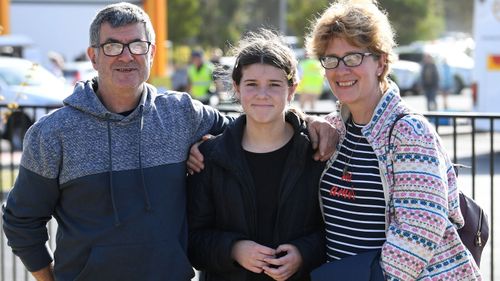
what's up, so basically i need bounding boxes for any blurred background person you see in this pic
[296,54,324,111]
[187,49,216,105]
[440,58,452,110]
[210,47,223,65]
[171,59,189,92]
[420,53,439,111]
[47,51,65,79]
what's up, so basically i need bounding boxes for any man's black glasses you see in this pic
[94,40,151,57]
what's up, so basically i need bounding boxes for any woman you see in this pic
[187,29,325,281]
[306,0,481,280]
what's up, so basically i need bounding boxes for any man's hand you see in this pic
[187,134,214,174]
[306,115,338,161]
[32,264,55,281]
[231,240,277,274]
[263,244,303,281]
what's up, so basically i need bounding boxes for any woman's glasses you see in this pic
[319,52,375,69]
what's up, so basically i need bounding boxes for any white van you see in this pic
[472,0,500,116]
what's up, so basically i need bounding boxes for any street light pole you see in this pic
[279,0,287,35]
[0,0,10,34]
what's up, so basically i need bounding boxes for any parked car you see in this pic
[62,61,97,86]
[390,59,421,96]
[395,41,474,95]
[0,57,71,150]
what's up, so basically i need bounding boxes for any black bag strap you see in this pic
[387,112,413,148]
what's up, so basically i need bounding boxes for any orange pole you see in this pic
[0,0,10,34]
[143,0,167,78]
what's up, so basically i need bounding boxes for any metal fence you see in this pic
[1,106,499,281]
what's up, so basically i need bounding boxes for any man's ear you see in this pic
[149,44,156,67]
[87,47,97,67]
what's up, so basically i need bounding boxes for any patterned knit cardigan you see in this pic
[322,84,482,280]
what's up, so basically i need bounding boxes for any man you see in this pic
[297,55,324,111]
[420,53,439,111]
[187,50,215,104]
[2,3,335,281]
[2,3,229,281]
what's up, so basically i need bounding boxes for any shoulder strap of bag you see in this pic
[387,112,413,148]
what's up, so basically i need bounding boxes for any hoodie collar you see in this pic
[64,79,155,122]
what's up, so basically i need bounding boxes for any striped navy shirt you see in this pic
[320,119,386,261]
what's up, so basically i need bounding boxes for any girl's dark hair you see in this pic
[230,28,298,87]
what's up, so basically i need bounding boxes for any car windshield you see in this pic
[0,63,62,87]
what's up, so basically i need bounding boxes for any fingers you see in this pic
[264,244,302,281]
[312,149,324,162]
[186,134,214,174]
[231,240,277,274]
[307,119,320,151]
[202,134,214,141]
[186,147,204,174]
[263,261,289,281]
[317,133,334,161]
[306,115,338,162]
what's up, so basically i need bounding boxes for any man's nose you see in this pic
[117,46,134,61]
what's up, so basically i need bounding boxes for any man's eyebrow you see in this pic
[101,38,143,44]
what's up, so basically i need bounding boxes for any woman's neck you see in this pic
[348,86,384,125]
[242,119,293,153]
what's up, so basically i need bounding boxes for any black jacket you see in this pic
[187,112,326,281]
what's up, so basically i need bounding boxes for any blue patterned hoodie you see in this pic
[2,79,230,281]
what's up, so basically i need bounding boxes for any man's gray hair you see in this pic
[89,2,156,47]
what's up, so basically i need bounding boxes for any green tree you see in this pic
[286,0,446,46]
[380,0,444,44]
[197,0,242,48]
[287,0,329,44]
[167,0,202,44]
[443,0,473,34]
[167,0,450,52]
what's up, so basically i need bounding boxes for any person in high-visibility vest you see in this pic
[297,56,324,110]
[187,50,215,104]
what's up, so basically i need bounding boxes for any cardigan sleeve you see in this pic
[380,115,456,280]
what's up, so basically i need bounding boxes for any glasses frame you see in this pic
[319,52,376,69]
[94,40,152,57]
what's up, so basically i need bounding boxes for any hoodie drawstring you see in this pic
[138,106,152,211]
[106,106,152,228]
[107,117,121,227]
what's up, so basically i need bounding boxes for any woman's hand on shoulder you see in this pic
[187,134,214,175]
[305,115,338,161]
